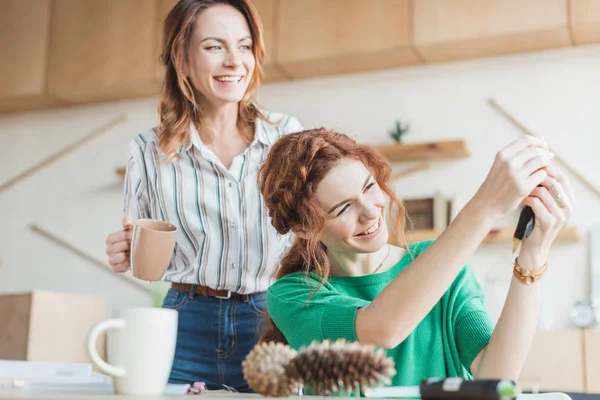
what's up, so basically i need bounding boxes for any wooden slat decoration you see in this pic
[28,223,151,295]
[488,98,600,201]
[0,116,126,194]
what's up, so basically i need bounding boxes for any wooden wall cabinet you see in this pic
[253,0,287,82]
[569,0,600,45]
[0,0,60,113]
[518,329,586,393]
[47,0,161,104]
[584,328,600,393]
[155,0,177,83]
[275,0,420,79]
[4,0,600,115]
[413,0,571,63]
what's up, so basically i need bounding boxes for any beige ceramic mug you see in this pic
[130,219,177,281]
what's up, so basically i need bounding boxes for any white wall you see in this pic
[1,44,599,326]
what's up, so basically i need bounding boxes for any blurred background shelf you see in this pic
[483,226,580,244]
[390,226,580,245]
[375,140,469,162]
[115,167,126,178]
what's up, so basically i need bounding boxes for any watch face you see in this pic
[570,302,597,328]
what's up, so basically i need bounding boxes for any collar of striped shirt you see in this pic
[183,112,285,154]
[124,111,304,294]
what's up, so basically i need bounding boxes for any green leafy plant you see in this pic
[389,120,410,143]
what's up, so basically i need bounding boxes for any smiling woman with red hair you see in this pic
[259,128,574,389]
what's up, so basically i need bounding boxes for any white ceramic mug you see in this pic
[86,307,178,395]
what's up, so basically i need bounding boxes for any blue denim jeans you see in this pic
[161,286,267,391]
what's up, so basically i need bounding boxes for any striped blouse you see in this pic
[124,112,303,294]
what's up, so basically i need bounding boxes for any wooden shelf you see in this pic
[375,140,469,162]
[390,226,580,245]
[483,226,580,244]
[388,229,440,245]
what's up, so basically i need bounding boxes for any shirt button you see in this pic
[231,222,237,228]
[228,182,233,187]
[231,263,236,269]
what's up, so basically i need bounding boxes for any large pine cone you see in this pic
[289,339,396,396]
[242,341,301,397]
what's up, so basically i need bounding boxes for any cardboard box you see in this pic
[0,291,107,364]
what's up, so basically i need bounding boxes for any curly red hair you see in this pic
[258,128,407,343]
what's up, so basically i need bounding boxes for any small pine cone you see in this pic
[242,341,301,397]
[289,339,396,396]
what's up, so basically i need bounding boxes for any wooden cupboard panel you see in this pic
[569,0,600,45]
[584,328,600,393]
[0,0,51,98]
[414,0,571,63]
[155,0,177,82]
[0,96,60,115]
[253,0,286,82]
[276,0,419,79]
[263,64,288,82]
[280,49,418,80]
[47,0,160,103]
[518,329,585,393]
[0,0,60,113]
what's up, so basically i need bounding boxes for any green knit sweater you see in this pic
[267,240,494,389]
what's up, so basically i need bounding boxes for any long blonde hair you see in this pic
[158,0,266,158]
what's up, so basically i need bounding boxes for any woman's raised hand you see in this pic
[473,136,554,220]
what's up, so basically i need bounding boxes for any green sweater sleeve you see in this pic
[267,273,370,349]
[451,264,495,372]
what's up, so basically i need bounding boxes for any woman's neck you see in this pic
[195,100,241,144]
[328,244,398,277]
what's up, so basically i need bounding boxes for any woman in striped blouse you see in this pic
[104,0,302,391]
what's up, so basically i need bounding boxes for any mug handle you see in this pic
[130,223,140,274]
[86,319,127,377]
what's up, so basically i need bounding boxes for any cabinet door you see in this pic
[155,0,177,83]
[569,0,600,45]
[276,0,418,79]
[252,0,287,82]
[518,329,585,392]
[413,0,571,63]
[47,0,160,104]
[585,328,600,393]
[0,0,58,113]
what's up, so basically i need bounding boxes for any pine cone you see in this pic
[242,341,301,397]
[289,339,396,396]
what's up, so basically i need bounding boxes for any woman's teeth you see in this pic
[358,219,380,236]
[215,76,242,82]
